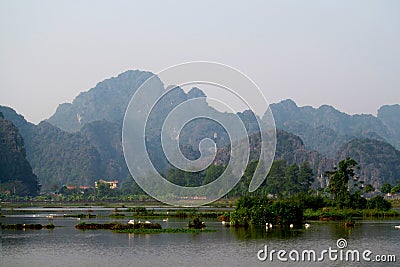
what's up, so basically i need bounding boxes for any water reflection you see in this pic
[231,225,304,240]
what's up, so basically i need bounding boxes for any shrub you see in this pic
[366,196,392,211]
[230,196,303,226]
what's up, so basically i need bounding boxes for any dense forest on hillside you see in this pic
[0,112,40,196]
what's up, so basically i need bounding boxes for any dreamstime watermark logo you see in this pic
[257,238,397,263]
[122,62,276,207]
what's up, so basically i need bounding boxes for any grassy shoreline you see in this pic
[304,208,399,220]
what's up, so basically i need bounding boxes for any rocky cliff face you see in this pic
[335,138,400,188]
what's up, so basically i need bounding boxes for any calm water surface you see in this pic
[1,209,399,267]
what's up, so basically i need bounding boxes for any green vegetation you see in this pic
[362,209,399,218]
[381,183,392,194]
[187,217,206,229]
[325,157,362,208]
[227,159,315,198]
[0,112,40,196]
[303,208,361,220]
[229,158,397,227]
[0,106,127,193]
[365,184,375,193]
[229,196,303,227]
[392,184,400,194]
[75,222,162,230]
[75,221,215,234]
[366,196,392,211]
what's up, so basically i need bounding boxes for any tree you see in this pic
[227,160,258,197]
[391,184,400,194]
[381,183,392,194]
[325,158,358,208]
[366,195,392,211]
[120,175,146,195]
[298,162,314,192]
[265,160,286,197]
[284,163,300,196]
[203,164,225,185]
[349,191,367,209]
[365,184,375,193]
[166,168,185,186]
[96,182,113,198]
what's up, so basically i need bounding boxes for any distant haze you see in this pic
[1,0,399,124]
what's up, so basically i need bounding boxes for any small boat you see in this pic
[128,219,135,225]
[163,218,168,222]
[305,223,310,229]
[395,225,400,229]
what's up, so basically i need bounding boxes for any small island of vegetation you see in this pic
[226,158,397,228]
[75,220,215,234]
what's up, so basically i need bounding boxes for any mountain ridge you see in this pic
[2,70,399,191]
[270,98,398,156]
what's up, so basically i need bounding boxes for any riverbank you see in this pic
[0,198,237,209]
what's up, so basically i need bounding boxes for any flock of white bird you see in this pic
[266,223,400,230]
[221,221,400,230]
[128,219,152,225]
[264,222,310,230]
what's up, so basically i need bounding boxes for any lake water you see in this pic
[1,208,399,267]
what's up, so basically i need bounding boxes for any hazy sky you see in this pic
[1,0,399,124]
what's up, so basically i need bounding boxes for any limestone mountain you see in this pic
[270,99,397,157]
[3,70,400,192]
[378,104,400,149]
